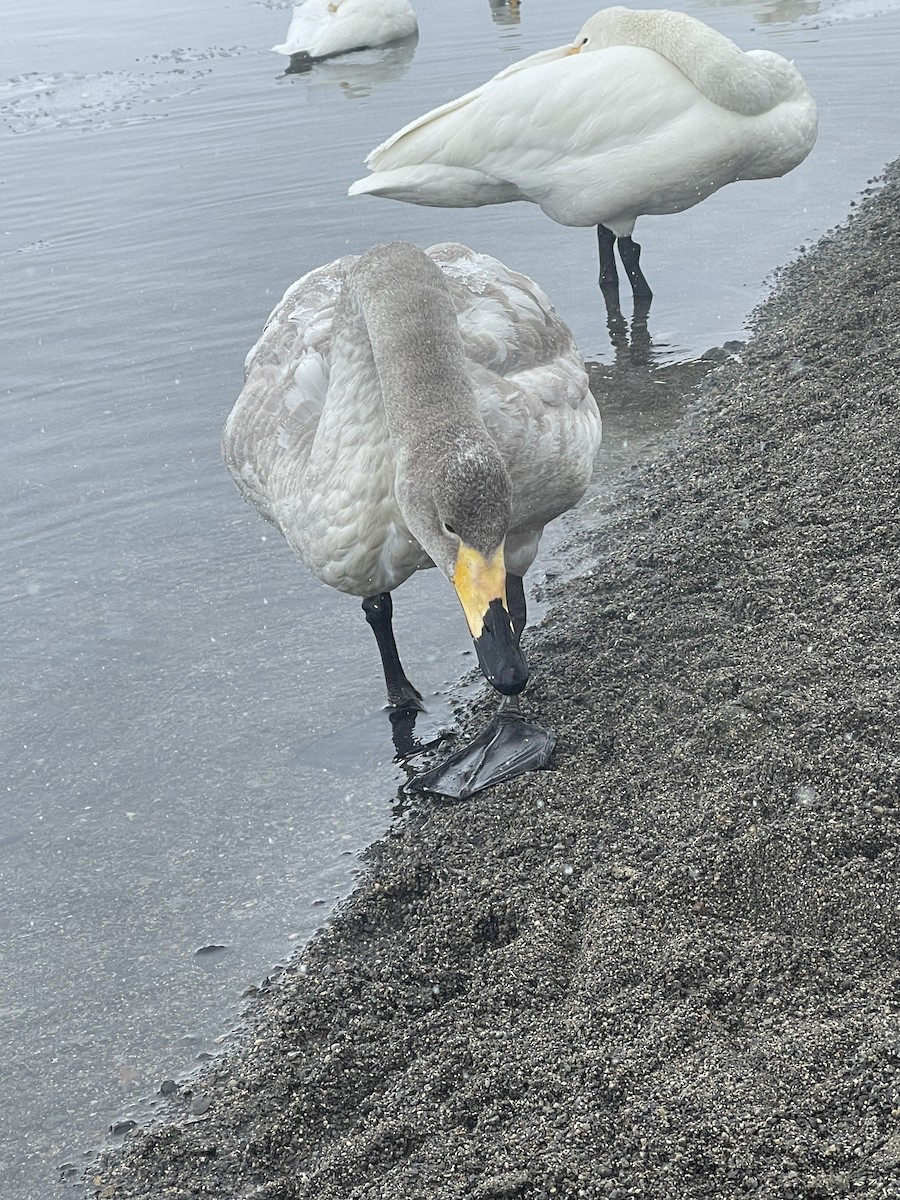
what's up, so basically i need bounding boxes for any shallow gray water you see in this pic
[1,0,898,1195]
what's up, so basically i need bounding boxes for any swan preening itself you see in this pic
[349,7,818,319]
[272,0,417,62]
[223,242,601,797]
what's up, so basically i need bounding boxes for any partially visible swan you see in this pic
[272,0,417,61]
[349,7,817,314]
[223,242,601,796]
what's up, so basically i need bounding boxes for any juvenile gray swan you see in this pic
[349,8,818,318]
[223,242,602,797]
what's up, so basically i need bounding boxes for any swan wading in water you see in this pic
[348,7,817,325]
[223,242,601,799]
[272,0,417,64]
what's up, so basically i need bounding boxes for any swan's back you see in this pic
[427,243,585,391]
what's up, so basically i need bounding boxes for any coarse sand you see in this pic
[89,160,900,1199]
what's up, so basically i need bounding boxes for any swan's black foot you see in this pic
[407,711,556,800]
[284,52,315,75]
[386,682,426,714]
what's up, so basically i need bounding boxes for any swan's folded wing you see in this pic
[223,258,355,526]
[427,242,584,382]
[362,42,574,170]
[348,163,524,208]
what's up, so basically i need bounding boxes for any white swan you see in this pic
[223,243,600,788]
[272,0,417,61]
[349,7,817,308]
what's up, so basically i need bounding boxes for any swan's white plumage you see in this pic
[272,0,417,59]
[223,243,601,598]
[348,6,817,237]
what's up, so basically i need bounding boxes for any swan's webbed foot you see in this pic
[386,683,426,713]
[284,52,315,75]
[407,710,556,800]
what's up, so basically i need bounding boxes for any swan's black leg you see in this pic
[496,575,528,717]
[597,224,620,295]
[505,572,527,646]
[616,235,653,305]
[498,573,528,720]
[362,592,426,712]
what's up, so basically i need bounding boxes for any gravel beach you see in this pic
[89,161,900,1200]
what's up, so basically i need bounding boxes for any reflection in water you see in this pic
[583,353,718,504]
[604,293,656,369]
[389,705,439,761]
[754,0,820,22]
[280,33,418,96]
[705,0,900,25]
[703,0,822,23]
[489,0,522,25]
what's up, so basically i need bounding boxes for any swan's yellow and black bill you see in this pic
[453,543,529,696]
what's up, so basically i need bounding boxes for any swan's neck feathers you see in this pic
[583,6,807,117]
[308,286,388,469]
[297,274,426,597]
[345,243,488,457]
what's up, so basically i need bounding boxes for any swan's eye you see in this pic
[442,522,457,537]
[581,37,589,46]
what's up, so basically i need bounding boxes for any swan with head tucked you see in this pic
[349,7,817,315]
[272,0,417,62]
[223,242,601,795]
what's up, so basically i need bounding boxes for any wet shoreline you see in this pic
[89,158,900,1199]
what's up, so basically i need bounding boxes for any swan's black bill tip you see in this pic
[473,598,528,695]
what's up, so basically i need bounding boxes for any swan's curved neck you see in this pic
[324,244,487,461]
[583,7,799,116]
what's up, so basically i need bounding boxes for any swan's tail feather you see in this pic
[348,167,522,209]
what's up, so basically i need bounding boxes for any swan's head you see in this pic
[397,436,528,696]
[568,7,631,54]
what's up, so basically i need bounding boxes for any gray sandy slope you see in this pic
[89,161,900,1199]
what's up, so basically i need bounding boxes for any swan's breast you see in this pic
[282,467,431,596]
